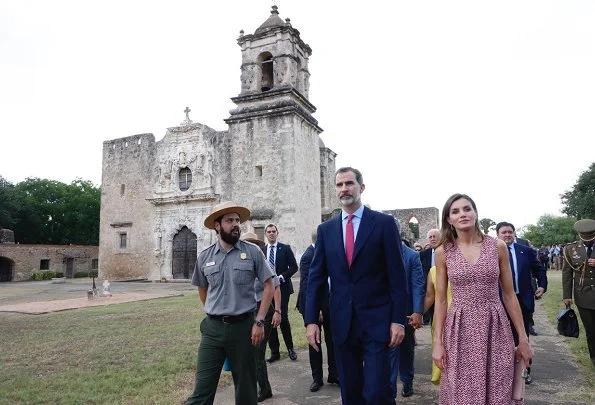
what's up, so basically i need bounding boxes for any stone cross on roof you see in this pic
[181,106,193,125]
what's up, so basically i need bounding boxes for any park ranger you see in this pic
[563,218,595,366]
[185,201,275,405]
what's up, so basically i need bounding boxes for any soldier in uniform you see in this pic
[563,218,595,366]
[185,201,275,405]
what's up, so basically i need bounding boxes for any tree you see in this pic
[522,215,576,247]
[0,176,18,230]
[561,162,595,220]
[408,222,420,239]
[4,177,100,245]
[479,218,496,235]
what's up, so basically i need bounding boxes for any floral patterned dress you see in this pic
[439,235,521,405]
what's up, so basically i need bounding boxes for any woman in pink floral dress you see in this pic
[432,193,533,405]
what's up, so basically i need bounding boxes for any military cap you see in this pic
[574,218,595,241]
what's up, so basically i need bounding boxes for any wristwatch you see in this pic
[254,319,265,327]
[274,309,281,315]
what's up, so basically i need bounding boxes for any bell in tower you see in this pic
[236,5,312,98]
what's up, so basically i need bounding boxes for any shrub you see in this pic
[32,271,56,280]
[74,271,89,278]
[54,272,64,278]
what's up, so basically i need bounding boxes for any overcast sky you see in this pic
[1,0,593,231]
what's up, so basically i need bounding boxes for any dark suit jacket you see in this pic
[402,243,425,315]
[511,242,547,313]
[261,242,298,295]
[305,206,408,345]
[420,248,433,280]
[297,244,329,317]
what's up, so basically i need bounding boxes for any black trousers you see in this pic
[256,302,274,396]
[302,306,337,383]
[268,290,294,354]
[577,306,595,366]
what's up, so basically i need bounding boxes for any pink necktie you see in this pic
[346,214,354,269]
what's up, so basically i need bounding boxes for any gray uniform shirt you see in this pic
[192,239,274,316]
[255,270,280,303]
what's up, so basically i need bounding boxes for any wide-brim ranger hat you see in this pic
[241,232,265,248]
[204,201,250,230]
[574,218,595,242]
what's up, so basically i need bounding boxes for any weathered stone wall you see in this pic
[319,143,338,217]
[99,134,156,280]
[382,207,440,244]
[289,115,322,255]
[0,244,98,281]
[227,113,321,256]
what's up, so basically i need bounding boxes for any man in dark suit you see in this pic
[497,221,547,384]
[297,229,338,392]
[389,239,424,399]
[306,167,407,405]
[262,223,298,362]
[420,229,439,325]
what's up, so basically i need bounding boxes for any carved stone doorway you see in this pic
[65,258,74,278]
[172,226,197,279]
[0,257,14,282]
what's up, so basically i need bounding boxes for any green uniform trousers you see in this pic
[186,314,257,405]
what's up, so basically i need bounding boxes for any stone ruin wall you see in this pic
[382,207,440,245]
[0,244,98,281]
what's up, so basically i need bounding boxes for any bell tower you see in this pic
[225,6,323,252]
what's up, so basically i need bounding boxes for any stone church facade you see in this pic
[99,7,339,281]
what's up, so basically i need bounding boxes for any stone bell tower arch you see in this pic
[225,5,322,252]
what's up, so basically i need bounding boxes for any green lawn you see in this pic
[0,291,306,405]
[4,275,592,404]
[540,271,595,403]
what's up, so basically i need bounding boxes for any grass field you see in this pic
[0,291,305,405]
[2,274,594,404]
[540,271,595,403]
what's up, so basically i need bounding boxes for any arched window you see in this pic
[179,167,192,191]
[259,52,274,92]
[408,217,420,240]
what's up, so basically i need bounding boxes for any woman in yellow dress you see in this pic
[424,265,452,384]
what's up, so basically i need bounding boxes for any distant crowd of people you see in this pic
[181,166,595,405]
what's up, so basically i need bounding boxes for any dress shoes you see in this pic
[288,348,297,361]
[525,373,532,384]
[310,380,323,392]
[266,353,280,363]
[401,382,413,397]
[528,326,538,336]
[327,376,339,385]
[257,390,273,402]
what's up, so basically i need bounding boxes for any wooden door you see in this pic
[0,257,13,282]
[172,227,197,279]
[65,258,74,278]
